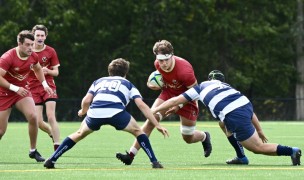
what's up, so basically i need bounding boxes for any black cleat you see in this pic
[29,149,45,162]
[44,158,55,169]
[152,161,163,168]
[226,157,249,165]
[202,132,212,157]
[116,151,134,165]
[291,148,301,166]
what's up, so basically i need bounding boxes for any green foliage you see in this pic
[0,0,298,100]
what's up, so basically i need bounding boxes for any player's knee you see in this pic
[180,125,195,143]
[26,112,37,123]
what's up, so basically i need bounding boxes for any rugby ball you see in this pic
[147,70,164,88]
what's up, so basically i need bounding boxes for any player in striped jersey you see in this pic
[43,58,168,169]
[152,70,301,166]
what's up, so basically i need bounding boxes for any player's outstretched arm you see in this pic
[134,98,169,138]
[78,93,93,117]
[152,95,188,115]
[252,113,268,143]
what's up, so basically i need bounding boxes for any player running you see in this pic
[116,40,212,165]
[28,24,61,151]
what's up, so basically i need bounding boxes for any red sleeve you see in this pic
[0,51,13,71]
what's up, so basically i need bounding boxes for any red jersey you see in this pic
[27,45,60,89]
[0,48,39,93]
[155,56,197,96]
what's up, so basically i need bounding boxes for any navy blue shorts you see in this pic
[85,110,131,131]
[223,103,255,142]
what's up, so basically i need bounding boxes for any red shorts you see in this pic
[30,85,58,104]
[0,91,32,111]
[158,90,198,121]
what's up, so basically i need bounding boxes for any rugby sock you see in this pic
[50,137,76,162]
[228,135,246,158]
[137,134,157,162]
[54,144,60,151]
[276,145,293,156]
[129,147,138,158]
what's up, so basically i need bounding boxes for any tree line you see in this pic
[0,0,302,120]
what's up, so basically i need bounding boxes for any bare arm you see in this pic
[0,68,11,89]
[33,63,53,94]
[78,93,93,117]
[152,95,189,114]
[0,68,30,97]
[134,98,169,137]
[42,65,59,77]
[252,113,268,143]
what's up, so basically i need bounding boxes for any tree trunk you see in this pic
[296,0,304,120]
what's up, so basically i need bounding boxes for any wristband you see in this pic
[9,84,20,92]
[42,80,49,88]
[178,104,184,109]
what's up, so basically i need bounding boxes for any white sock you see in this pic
[130,147,138,155]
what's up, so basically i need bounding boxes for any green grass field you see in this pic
[0,121,303,180]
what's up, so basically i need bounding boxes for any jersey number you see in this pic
[99,80,121,92]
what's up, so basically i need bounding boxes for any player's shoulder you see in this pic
[174,56,193,66]
[44,45,57,52]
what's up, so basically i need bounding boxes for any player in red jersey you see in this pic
[28,25,61,151]
[0,30,53,162]
[116,40,212,165]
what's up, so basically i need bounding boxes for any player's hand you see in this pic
[257,130,268,143]
[147,82,161,91]
[165,106,179,116]
[44,86,54,95]
[78,109,86,117]
[16,87,29,97]
[155,125,169,138]
[42,67,50,75]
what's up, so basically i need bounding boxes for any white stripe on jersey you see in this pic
[218,96,250,121]
[86,76,142,118]
[199,83,221,102]
[94,93,122,104]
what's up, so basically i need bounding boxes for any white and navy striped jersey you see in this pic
[86,76,142,118]
[182,80,250,121]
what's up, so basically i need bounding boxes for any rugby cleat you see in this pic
[116,151,134,165]
[29,149,45,162]
[226,157,249,165]
[152,161,163,168]
[44,158,55,169]
[291,147,301,166]
[202,132,212,157]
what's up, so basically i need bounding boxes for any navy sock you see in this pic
[276,145,293,156]
[137,134,157,162]
[228,135,245,158]
[50,137,76,162]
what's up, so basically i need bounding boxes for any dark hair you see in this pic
[32,24,48,36]
[208,70,225,82]
[153,40,174,55]
[108,58,130,77]
[17,30,34,44]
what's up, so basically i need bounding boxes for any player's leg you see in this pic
[116,98,165,165]
[45,101,61,150]
[122,114,163,168]
[15,97,45,162]
[35,105,52,137]
[180,116,212,157]
[240,131,301,165]
[0,108,11,140]
[44,119,93,168]
[219,121,248,165]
